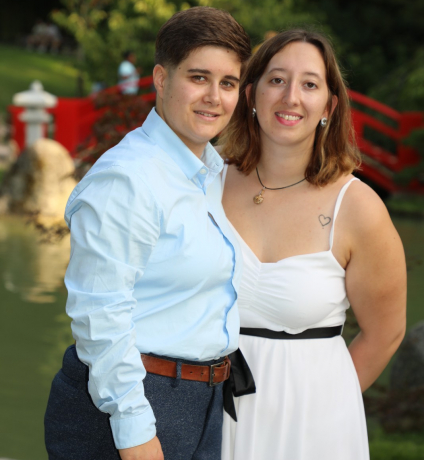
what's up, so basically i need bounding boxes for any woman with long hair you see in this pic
[220,29,406,460]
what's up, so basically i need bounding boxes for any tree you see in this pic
[52,0,177,86]
[201,0,327,47]
[53,0,332,87]
[369,48,424,112]
[304,0,424,103]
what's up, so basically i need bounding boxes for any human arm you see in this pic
[65,165,162,450]
[119,437,163,460]
[341,183,407,392]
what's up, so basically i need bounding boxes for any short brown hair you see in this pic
[155,7,251,68]
[220,29,361,186]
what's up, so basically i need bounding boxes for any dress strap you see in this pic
[221,163,229,194]
[329,177,360,249]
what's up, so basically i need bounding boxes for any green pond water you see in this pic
[0,214,423,460]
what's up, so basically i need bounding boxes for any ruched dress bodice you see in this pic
[233,224,349,333]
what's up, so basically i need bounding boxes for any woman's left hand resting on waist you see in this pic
[334,180,407,392]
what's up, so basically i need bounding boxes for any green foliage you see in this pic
[0,44,85,113]
[392,129,424,187]
[403,129,424,158]
[53,0,177,85]
[369,48,424,112]
[369,428,424,460]
[202,0,326,47]
[53,0,331,85]
[386,194,424,217]
[51,0,424,115]
[304,0,424,101]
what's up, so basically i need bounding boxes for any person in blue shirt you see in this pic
[118,50,141,95]
[44,7,251,460]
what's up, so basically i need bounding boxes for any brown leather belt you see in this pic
[141,354,231,387]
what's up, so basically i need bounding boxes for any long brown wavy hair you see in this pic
[220,29,361,186]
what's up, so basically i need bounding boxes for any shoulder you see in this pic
[66,129,166,211]
[91,127,171,179]
[337,177,398,247]
[342,178,390,227]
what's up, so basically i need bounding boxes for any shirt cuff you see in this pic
[110,405,157,449]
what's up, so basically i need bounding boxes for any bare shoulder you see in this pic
[338,177,397,243]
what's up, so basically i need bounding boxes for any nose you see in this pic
[282,82,300,107]
[204,82,221,106]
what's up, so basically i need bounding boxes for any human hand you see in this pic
[119,436,164,460]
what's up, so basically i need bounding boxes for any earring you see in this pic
[252,107,257,117]
[320,117,328,127]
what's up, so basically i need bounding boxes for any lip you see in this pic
[275,111,303,126]
[194,110,221,121]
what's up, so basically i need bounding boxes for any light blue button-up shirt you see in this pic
[64,108,241,449]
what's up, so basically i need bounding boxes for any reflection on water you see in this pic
[0,217,70,304]
[0,215,423,460]
[0,216,72,460]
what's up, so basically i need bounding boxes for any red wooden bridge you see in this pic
[9,77,424,194]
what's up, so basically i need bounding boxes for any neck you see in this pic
[155,103,205,159]
[257,136,312,187]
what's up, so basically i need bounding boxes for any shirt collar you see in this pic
[141,108,223,182]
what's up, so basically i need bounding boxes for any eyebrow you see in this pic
[187,68,240,83]
[267,67,323,80]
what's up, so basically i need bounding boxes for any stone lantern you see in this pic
[13,81,57,148]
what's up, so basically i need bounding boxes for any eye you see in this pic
[192,75,206,82]
[270,77,284,85]
[305,82,317,89]
[221,80,236,89]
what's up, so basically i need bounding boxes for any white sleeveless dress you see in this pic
[221,169,369,460]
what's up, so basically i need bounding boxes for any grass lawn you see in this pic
[0,44,90,113]
[369,425,424,460]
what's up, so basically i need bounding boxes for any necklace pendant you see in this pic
[253,189,264,204]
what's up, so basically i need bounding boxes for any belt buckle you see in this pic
[209,361,225,387]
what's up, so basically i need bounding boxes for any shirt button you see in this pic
[200,168,207,175]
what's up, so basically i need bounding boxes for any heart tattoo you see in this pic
[319,214,331,228]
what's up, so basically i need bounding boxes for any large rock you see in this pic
[379,322,424,432]
[0,138,77,228]
[391,321,424,391]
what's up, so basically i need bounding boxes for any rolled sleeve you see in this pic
[64,164,161,448]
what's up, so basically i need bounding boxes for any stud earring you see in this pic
[320,117,328,127]
[252,107,257,117]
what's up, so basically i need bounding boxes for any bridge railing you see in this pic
[8,81,424,193]
[349,89,424,192]
[8,76,155,154]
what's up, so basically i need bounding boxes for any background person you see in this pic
[220,29,407,460]
[118,50,141,95]
[26,19,49,52]
[44,7,251,460]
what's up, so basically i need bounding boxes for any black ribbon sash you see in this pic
[240,325,343,340]
[223,348,256,421]
[222,326,343,421]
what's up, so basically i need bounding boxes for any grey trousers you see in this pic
[44,345,224,460]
